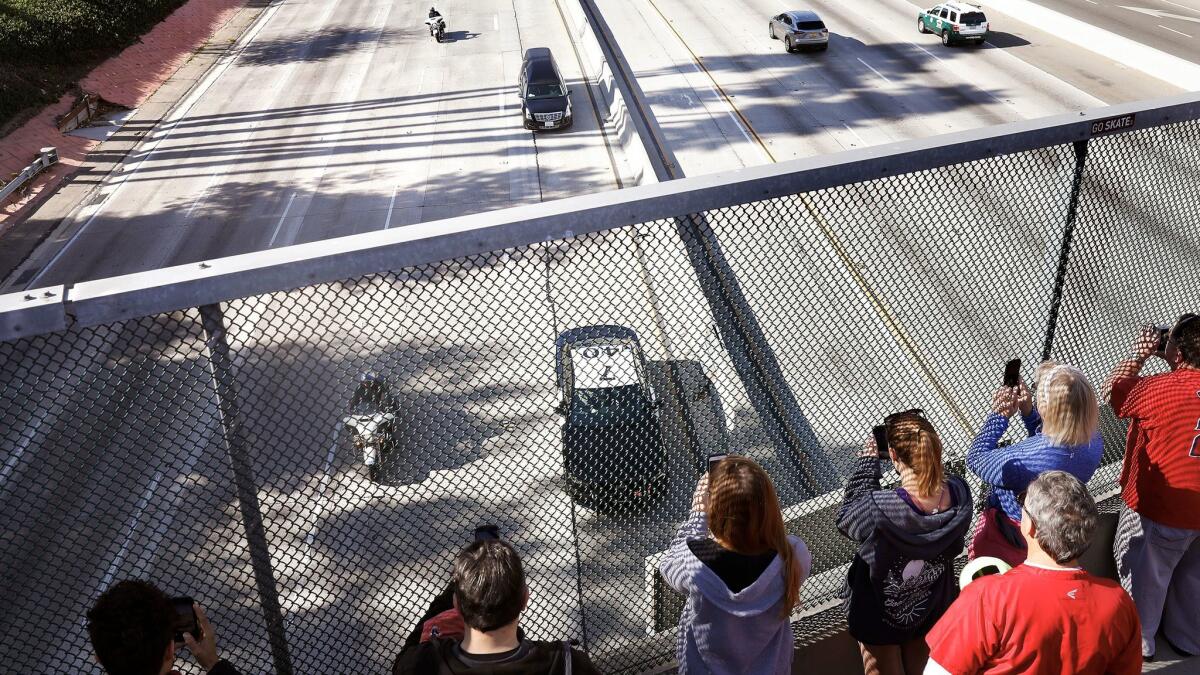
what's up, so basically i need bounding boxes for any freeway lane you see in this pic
[1028,0,1200,63]
[11,0,626,289]
[598,0,1144,171]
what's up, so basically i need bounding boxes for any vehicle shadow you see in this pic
[441,30,480,42]
[983,31,1032,49]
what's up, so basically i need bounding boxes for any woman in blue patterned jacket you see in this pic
[967,362,1104,566]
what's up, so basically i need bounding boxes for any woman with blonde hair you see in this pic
[659,456,811,674]
[838,411,973,675]
[967,361,1104,566]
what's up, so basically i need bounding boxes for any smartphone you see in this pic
[473,524,500,541]
[1003,359,1021,388]
[872,425,890,459]
[707,453,728,475]
[169,596,199,645]
[1157,326,1171,353]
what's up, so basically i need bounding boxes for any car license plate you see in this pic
[546,120,558,128]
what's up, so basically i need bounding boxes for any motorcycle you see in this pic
[425,16,446,42]
[343,372,400,483]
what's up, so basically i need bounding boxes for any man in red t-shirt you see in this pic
[925,471,1140,674]
[1104,316,1200,660]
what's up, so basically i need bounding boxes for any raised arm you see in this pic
[1103,325,1159,410]
[659,477,711,594]
[837,438,884,543]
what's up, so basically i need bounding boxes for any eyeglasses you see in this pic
[1016,489,1036,526]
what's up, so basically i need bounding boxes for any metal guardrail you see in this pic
[3,91,1198,339]
[2,92,1199,674]
[0,147,58,206]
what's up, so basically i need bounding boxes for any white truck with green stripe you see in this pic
[918,1,990,46]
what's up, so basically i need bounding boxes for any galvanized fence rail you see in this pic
[1,93,1198,674]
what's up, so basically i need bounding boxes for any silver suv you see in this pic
[769,10,829,52]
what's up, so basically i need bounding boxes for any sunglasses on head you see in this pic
[884,408,926,426]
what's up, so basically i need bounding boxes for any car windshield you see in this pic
[961,11,985,23]
[526,82,565,99]
[797,20,824,29]
[572,385,647,422]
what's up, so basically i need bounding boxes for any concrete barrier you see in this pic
[555,0,656,186]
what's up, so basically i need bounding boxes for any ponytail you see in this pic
[888,414,945,497]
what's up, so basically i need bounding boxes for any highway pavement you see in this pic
[7,0,626,290]
[3,0,1200,672]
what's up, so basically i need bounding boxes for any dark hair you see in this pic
[708,457,801,618]
[87,580,173,675]
[452,540,526,632]
[1173,313,1200,367]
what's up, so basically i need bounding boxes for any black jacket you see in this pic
[393,638,599,675]
[836,457,973,645]
[208,660,242,675]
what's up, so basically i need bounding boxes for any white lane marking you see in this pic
[986,0,1200,89]
[494,14,499,30]
[1121,5,1200,22]
[132,436,208,577]
[1084,0,1098,4]
[24,0,285,289]
[908,41,945,62]
[0,415,47,491]
[498,89,505,113]
[98,469,165,592]
[1158,0,1200,13]
[1159,23,1195,35]
[267,192,297,246]
[857,57,893,84]
[843,123,867,146]
[304,426,341,548]
[383,185,398,229]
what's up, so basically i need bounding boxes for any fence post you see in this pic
[1041,139,1090,361]
[200,303,294,674]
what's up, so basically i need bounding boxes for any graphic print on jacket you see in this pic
[880,554,949,628]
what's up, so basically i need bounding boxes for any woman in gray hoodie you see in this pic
[659,457,812,674]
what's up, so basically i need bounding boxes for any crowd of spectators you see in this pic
[86,318,1199,675]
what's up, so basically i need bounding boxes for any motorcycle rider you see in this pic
[425,6,444,37]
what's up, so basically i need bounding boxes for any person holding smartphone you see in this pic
[967,361,1103,566]
[659,456,811,674]
[837,411,972,675]
[87,580,242,675]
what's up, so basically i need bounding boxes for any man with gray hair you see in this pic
[924,471,1141,674]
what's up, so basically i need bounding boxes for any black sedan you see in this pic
[554,325,667,510]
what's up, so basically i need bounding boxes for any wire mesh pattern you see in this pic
[2,119,1199,674]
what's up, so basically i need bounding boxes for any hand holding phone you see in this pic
[1003,359,1021,388]
[170,596,200,645]
[707,453,728,475]
[872,425,890,460]
[1156,326,1171,354]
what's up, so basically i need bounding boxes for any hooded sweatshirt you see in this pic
[659,510,812,674]
[836,456,973,646]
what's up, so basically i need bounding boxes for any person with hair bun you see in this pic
[967,362,1103,566]
[659,456,811,674]
[838,411,973,675]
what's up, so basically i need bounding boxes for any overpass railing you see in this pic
[2,92,1198,674]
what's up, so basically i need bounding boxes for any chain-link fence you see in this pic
[2,99,1198,674]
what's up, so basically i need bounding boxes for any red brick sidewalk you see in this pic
[0,0,247,228]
